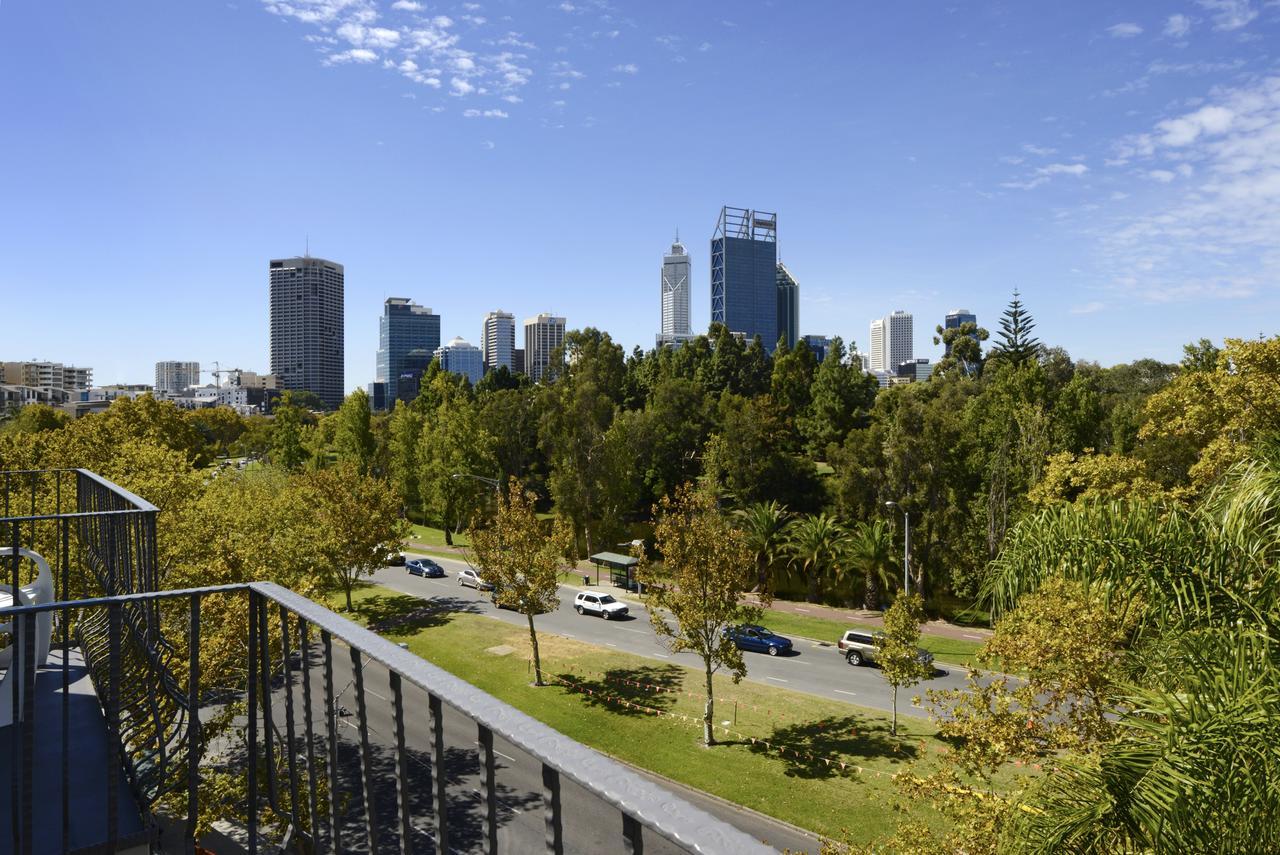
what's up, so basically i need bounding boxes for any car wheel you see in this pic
[575,605,584,615]
[767,646,778,656]
[846,651,863,666]
[602,610,611,620]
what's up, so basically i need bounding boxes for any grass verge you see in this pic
[335,584,1018,845]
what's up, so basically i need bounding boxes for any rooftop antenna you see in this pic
[675,226,680,244]
[305,234,310,258]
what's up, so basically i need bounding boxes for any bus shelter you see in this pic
[588,552,640,590]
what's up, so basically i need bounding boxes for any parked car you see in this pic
[573,591,629,619]
[387,552,406,566]
[723,625,793,656]
[837,629,933,668]
[406,557,445,578]
[458,567,493,591]
[493,582,556,614]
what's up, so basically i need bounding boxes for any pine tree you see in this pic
[991,289,1042,367]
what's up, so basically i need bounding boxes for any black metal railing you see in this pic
[0,469,777,854]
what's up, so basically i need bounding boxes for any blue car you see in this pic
[406,557,446,578]
[724,625,793,656]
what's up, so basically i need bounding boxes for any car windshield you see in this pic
[598,595,616,604]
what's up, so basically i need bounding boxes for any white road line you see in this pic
[652,653,670,658]
[789,660,812,666]
[962,633,984,639]
[792,607,811,613]
[606,642,618,648]
[765,676,789,683]
[618,627,648,634]
[364,688,389,702]
[833,689,857,697]
[472,742,518,763]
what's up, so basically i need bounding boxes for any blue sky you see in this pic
[2,1,1278,387]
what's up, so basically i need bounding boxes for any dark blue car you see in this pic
[406,557,446,578]
[724,625,793,656]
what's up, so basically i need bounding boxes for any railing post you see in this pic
[299,618,320,850]
[350,646,379,853]
[322,630,341,852]
[542,763,564,855]
[186,594,201,854]
[479,724,498,855]
[429,693,449,852]
[390,671,413,854]
[247,590,259,855]
[622,813,644,855]
[279,605,302,839]
[257,594,278,808]
[106,601,122,850]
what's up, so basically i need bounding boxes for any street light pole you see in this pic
[885,501,910,596]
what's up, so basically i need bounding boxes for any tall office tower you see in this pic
[481,310,516,372]
[943,309,978,355]
[155,361,200,395]
[710,206,780,351]
[523,313,566,383]
[376,298,440,406]
[434,337,485,386]
[658,237,693,346]
[801,334,830,363]
[870,310,913,372]
[775,262,800,350]
[269,256,344,409]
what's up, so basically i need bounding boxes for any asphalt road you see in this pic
[285,644,816,853]
[375,554,976,719]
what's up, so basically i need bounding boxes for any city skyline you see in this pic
[3,3,1278,387]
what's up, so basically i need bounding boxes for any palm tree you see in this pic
[843,519,897,610]
[785,514,849,604]
[734,501,790,593]
[983,442,1280,852]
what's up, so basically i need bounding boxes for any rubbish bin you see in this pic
[582,574,590,586]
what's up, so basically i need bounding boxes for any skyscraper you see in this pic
[269,256,344,409]
[523,313,566,383]
[944,309,978,355]
[658,236,693,346]
[776,262,800,350]
[481,310,516,372]
[870,310,913,373]
[376,298,440,406]
[434,336,484,386]
[154,361,200,395]
[711,206,780,351]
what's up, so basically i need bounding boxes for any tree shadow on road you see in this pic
[748,714,919,780]
[356,593,482,635]
[554,664,686,718]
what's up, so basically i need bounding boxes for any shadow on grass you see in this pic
[749,714,919,780]
[355,593,483,635]
[555,664,686,718]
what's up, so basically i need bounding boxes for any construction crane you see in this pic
[206,361,244,388]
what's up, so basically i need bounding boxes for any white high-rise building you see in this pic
[523,313,566,383]
[481,311,516,373]
[155,361,201,395]
[869,310,913,373]
[658,236,693,346]
[434,337,484,386]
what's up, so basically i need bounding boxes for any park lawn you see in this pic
[405,523,470,549]
[336,584,1017,846]
[756,610,988,669]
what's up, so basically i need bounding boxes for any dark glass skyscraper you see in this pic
[269,256,344,409]
[944,309,978,355]
[776,262,800,350]
[711,207,780,351]
[377,298,440,406]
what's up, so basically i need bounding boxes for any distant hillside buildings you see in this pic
[154,361,200,395]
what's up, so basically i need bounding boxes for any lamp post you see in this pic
[884,501,910,596]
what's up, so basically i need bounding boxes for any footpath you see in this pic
[403,539,993,644]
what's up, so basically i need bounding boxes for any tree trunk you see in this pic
[344,583,353,612]
[864,571,880,611]
[702,659,716,746]
[891,684,898,736]
[528,613,544,686]
[806,565,820,604]
[757,555,769,593]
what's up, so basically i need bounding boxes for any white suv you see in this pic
[574,591,629,619]
[458,568,493,591]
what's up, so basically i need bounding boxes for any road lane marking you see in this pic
[789,660,812,666]
[833,689,857,697]
[652,653,669,658]
[606,642,618,648]
[765,676,788,683]
[618,627,647,634]
[792,607,811,612]
[962,633,984,639]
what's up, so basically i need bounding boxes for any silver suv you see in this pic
[837,629,933,668]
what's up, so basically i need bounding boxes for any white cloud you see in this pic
[698,41,711,52]
[263,0,375,25]
[327,47,378,63]
[451,76,475,94]
[481,140,495,149]
[1000,177,1049,191]
[501,94,522,103]
[1070,301,1106,314]
[1100,75,1280,302]
[391,0,422,10]
[1195,0,1257,31]
[1023,143,1057,156]
[432,15,453,28]
[1037,163,1089,176]
[612,63,638,74]
[1163,14,1192,37]
[462,108,508,118]
[1107,22,1144,38]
